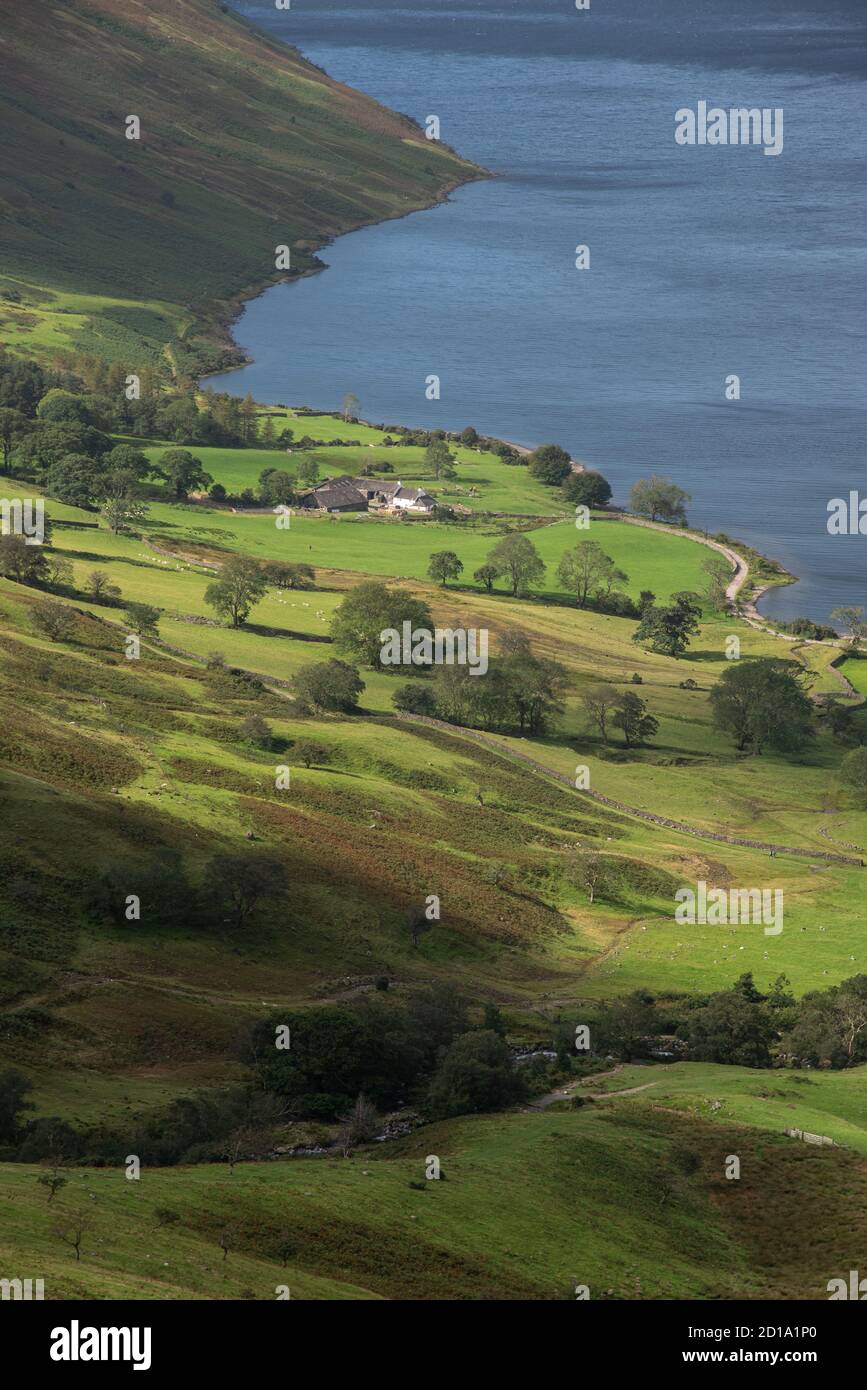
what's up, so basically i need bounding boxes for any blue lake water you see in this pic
[222,0,867,624]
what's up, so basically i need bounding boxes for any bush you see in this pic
[392,682,437,716]
[561,470,612,508]
[239,712,272,748]
[528,443,572,486]
[292,739,329,768]
[426,1030,526,1118]
[841,747,867,795]
[294,659,364,713]
[31,601,76,642]
[124,602,160,637]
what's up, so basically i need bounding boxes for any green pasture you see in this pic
[581,1062,867,1156]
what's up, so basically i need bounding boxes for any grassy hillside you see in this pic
[1,480,863,1072]
[580,1062,867,1155]
[1,455,865,1298]
[5,0,863,1308]
[5,1085,867,1300]
[0,0,480,371]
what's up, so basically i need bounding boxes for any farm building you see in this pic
[296,476,369,512]
[297,476,436,515]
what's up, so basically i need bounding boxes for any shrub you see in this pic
[392,682,437,716]
[239,712,272,749]
[32,601,76,642]
[292,739,329,768]
[294,659,364,713]
[528,443,572,486]
[427,1030,526,1118]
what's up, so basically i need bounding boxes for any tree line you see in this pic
[580,971,867,1071]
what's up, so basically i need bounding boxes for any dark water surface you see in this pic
[221,0,867,623]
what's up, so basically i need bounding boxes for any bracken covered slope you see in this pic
[0,0,480,307]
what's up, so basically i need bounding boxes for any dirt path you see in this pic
[601,513,750,605]
[526,1073,659,1110]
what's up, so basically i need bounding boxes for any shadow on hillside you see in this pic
[58,548,159,571]
[242,623,331,642]
[680,649,728,663]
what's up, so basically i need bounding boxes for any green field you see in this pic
[1,481,863,1027]
[5,0,866,1312]
[580,1062,867,1155]
[841,654,867,696]
[2,459,865,1301]
[130,503,715,602]
[5,1067,867,1300]
[146,417,566,515]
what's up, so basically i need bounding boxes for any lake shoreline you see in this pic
[201,161,493,385]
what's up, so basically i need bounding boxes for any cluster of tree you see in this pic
[0,520,150,637]
[632,592,702,657]
[85,847,287,936]
[246,986,524,1122]
[394,632,568,737]
[0,354,309,528]
[583,972,867,1072]
[525,445,617,508]
[776,616,839,642]
[0,990,525,1167]
[0,351,284,466]
[527,446,615,507]
[427,535,676,623]
[261,561,315,590]
[474,533,546,596]
[206,459,321,510]
[710,658,814,755]
[204,554,319,628]
[628,476,691,525]
[0,1069,291,1168]
[581,683,659,748]
[425,534,550,599]
[7,391,217,518]
[374,424,512,462]
[327,583,570,734]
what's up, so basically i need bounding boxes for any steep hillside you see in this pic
[0,0,481,369]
